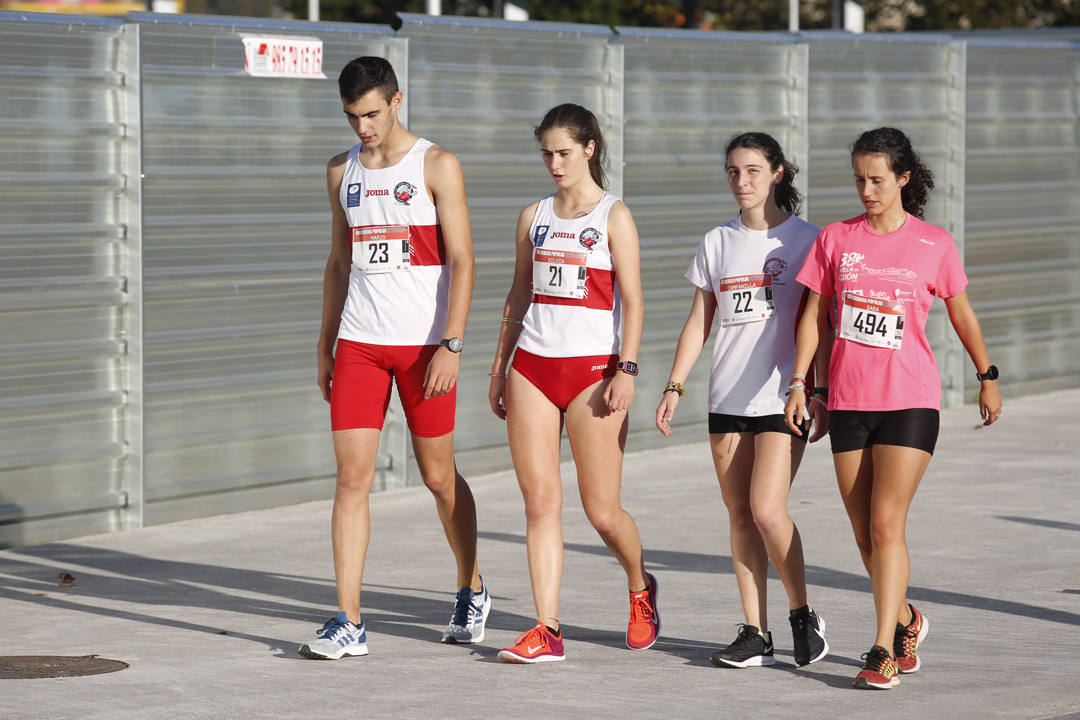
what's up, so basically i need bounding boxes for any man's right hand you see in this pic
[318,350,334,403]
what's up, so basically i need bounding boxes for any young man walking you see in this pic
[299,56,488,659]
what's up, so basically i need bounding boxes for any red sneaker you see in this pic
[853,645,900,689]
[497,623,565,664]
[894,603,929,673]
[626,572,660,650]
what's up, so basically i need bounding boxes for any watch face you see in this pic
[444,337,463,353]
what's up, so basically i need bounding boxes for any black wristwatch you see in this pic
[812,387,829,400]
[975,364,999,382]
[616,360,638,376]
[440,337,463,353]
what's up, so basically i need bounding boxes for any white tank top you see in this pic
[517,192,622,358]
[336,138,448,346]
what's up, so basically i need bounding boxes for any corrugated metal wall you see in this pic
[0,12,139,546]
[963,39,1080,395]
[806,33,968,406]
[2,13,1078,547]
[134,13,408,523]
[618,28,809,446]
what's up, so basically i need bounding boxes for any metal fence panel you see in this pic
[0,12,135,546]
[963,39,1080,395]
[618,28,809,445]
[396,14,624,475]
[806,33,968,407]
[131,13,407,524]
[2,15,1078,547]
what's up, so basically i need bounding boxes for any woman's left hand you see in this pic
[603,371,635,414]
[980,382,1003,426]
[807,395,830,443]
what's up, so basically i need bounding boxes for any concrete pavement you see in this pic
[1,390,1078,719]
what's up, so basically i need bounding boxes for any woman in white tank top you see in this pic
[488,104,659,663]
[655,132,832,669]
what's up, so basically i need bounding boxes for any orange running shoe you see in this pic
[894,603,929,673]
[626,571,660,650]
[853,644,900,689]
[497,623,565,664]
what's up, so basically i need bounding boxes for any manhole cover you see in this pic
[0,655,128,679]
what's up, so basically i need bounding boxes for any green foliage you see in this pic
[285,0,1080,30]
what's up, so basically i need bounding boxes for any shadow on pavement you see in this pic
[479,531,1080,629]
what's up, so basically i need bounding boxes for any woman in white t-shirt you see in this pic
[656,132,831,669]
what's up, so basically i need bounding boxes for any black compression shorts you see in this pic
[829,408,940,455]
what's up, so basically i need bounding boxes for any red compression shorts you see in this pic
[330,339,455,437]
[510,348,618,411]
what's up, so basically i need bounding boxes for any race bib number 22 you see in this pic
[719,274,775,326]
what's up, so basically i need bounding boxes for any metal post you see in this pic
[308,0,319,22]
[789,0,799,32]
[426,0,441,16]
[122,22,145,531]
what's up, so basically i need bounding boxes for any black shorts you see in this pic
[709,413,808,442]
[829,408,939,455]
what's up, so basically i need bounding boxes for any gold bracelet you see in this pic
[489,372,506,377]
[663,381,686,397]
[501,316,522,324]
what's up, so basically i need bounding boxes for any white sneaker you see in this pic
[441,578,491,644]
[298,612,369,659]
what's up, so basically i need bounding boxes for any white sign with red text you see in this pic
[242,35,326,79]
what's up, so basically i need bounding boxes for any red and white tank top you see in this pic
[517,192,621,358]
[336,138,448,346]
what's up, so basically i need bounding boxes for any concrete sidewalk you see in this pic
[1,390,1078,720]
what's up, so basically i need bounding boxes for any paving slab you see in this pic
[1,390,1078,719]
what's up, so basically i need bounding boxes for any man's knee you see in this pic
[336,462,376,494]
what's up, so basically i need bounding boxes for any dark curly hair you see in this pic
[851,127,935,219]
[725,132,802,215]
[534,104,607,189]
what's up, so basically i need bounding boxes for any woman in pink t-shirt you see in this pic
[784,127,1003,690]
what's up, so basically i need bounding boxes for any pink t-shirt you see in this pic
[796,213,967,411]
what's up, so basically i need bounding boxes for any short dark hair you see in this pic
[338,57,398,104]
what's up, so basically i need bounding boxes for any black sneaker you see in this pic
[709,624,775,668]
[789,605,829,666]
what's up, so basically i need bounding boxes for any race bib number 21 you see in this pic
[533,248,588,299]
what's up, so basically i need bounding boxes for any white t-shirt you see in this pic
[685,214,820,416]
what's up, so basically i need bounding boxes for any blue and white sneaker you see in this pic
[440,578,491,644]
[298,611,369,660]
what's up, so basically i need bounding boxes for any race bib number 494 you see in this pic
[840,292,905,349]
[719,274,775,326]
[533,248,588,299]
[352,225,410,274]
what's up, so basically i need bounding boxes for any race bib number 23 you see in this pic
[840,292,905,349]
[352,225,411,274]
